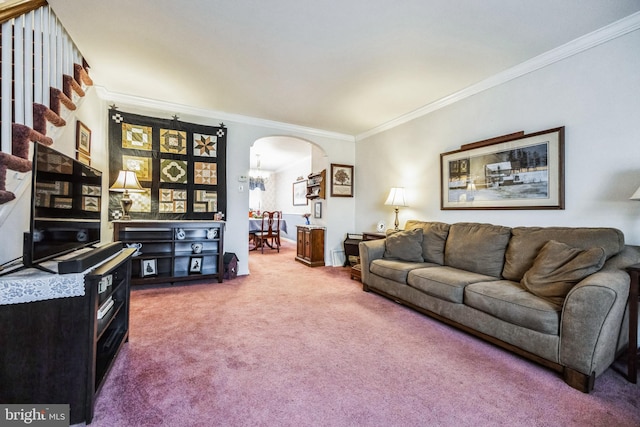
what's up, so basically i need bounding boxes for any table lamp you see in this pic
[384,187,407,231]
[109,170,144,220]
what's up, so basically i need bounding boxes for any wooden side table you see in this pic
[350,232,386,282]
[627,264,640,383]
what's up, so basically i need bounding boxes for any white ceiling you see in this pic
[42,1,640,172]
[47,0,640,139]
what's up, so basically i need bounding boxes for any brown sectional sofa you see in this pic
[359,220,640,392]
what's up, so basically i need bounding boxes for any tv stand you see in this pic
[0,248,135,424]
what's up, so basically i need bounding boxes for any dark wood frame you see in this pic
[330,163,354,197]
[441,127,564,210]
[293,180,308,206]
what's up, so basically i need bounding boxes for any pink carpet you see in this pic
[90,240,640,426]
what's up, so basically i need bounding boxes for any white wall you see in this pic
[355,30,640,245]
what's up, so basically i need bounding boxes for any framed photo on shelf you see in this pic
[293,179,308,206]
[330,164,353,197]
[189,256,203,274]
[76,120,91,155]
[440,127,564,210]
[314,201,322,218]
[141,259,157,277]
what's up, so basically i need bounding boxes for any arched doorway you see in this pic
[249,135,326,242]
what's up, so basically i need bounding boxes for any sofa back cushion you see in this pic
[383,228,424,262]
[503,227,624,281]
[405,220,451,265]
[444,222,511,277]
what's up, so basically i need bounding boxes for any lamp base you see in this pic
[120,192,133,220]
[393,208,400,231]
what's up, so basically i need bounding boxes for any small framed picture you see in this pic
[76,120,91,155]
[141,259,157,277]
[293,179,308,206]
[314,201,322,218]
[189,256,203,274]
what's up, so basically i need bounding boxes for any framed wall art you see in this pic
[440,127,564,210]
[293,180,308,206]
[314,201,322,218]
[76,120,91,155]
[330,164,353,197]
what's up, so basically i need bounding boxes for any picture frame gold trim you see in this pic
[76,120,91,155]
[440,127,564,210]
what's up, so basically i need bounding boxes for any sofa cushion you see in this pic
[370,259,436,284]
[444,222,511,277]
[407,266,497,303]
[521,240,606,305]
[405,220,450,265]
[502,226,624,281]
[465,280,562,335]
[383,228,424,262]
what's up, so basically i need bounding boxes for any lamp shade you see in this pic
[384,187,407,207]
[631,185,640,200]
[109,170,144,192]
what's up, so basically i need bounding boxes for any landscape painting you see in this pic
[441,127,564,210]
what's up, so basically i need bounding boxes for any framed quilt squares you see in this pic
[108,109,227,220]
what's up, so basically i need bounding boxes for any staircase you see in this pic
[0,1,92,223]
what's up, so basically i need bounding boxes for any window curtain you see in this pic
[249,176,266,191]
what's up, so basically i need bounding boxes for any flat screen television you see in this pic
[23,142,103,271]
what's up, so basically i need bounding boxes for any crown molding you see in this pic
[94,86,355,142]
[356,11,640,141]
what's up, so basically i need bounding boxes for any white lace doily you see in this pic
[0,264,85,305]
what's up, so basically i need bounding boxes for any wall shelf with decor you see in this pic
[306,169,326,200]
[113,220,225,285]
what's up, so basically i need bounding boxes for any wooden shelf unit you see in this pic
[113,220,225,285]
[306,169,326,200]
[0,248,135,425]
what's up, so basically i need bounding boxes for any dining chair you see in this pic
[254,211,282,253]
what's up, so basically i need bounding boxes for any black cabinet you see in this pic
[0,248,135,425]
[113,220,225,285]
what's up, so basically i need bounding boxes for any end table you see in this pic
[626,263,640,383]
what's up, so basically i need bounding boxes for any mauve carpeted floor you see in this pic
[89,240,640,426]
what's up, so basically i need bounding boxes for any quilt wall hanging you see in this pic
[108,108,227,220]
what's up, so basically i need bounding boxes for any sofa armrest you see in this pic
[559,269,630,376]
[359,239,385,286]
